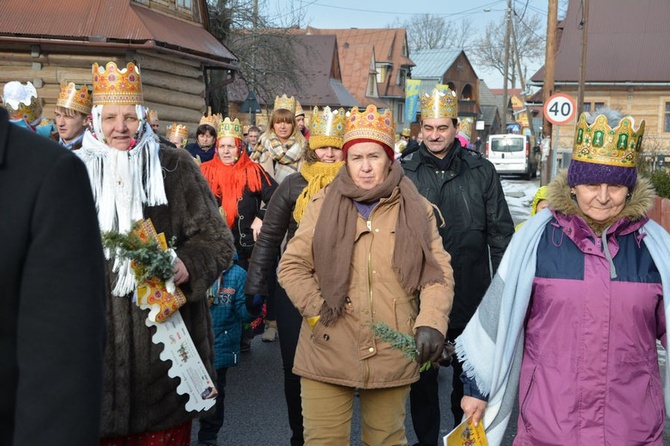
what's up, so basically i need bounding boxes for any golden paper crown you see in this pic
[295,100,304,116]
[56,82,92,115]
[419,87,458,119]
[199,113,221,129]
[92,61,143,105]
[146,108,158,122]
[217,117,243,140]
[274,94,296,113]
[309,106,346,150]
[572,113,645,168]
[166,122,189,140]
[344,105,395,150]
[2,81,43,124]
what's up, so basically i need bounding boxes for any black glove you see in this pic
[245,293,264,316]
[414,326,445,364]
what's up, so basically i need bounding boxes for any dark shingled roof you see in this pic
[229,34,359,109]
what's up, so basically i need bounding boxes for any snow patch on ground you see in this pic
[501,178,540,227]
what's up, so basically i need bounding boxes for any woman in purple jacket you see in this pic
[457,109,670,445]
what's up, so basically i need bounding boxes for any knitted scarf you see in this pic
[293,161,344,223]
[76,105,167,297]
[312,160,447,326]
[251,133,302,166]
[200,151,271,228]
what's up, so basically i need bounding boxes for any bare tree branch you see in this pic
[206,0,308,113]
[471,13,545,88]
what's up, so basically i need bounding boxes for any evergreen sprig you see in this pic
[101,223,175,283]
[371,321,433,372]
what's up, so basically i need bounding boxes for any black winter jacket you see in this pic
[246,172,306,296]
[403,143,514,328]
[229,173,278,262]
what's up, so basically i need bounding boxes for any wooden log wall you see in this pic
[0,49,209,139]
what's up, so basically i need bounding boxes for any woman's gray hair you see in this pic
[585,108,623,126]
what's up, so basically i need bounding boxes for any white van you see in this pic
[485,134,539,180]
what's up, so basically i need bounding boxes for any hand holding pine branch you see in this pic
[371,321,433,372]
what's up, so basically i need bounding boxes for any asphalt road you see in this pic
[189,335,495,445]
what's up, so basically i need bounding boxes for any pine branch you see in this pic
[371,322,433,372]
[101,223,175,283]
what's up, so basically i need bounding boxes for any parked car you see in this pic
[485,134,539,180]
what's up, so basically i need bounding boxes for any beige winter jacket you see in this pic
[278,186,454,389]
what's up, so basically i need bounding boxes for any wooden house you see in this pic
[0,0,238,137]
[530,0,670,154]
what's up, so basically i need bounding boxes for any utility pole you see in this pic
[510,16,536,145]
[501,0,512,131]
[577,0,589,117]
[251,0,258,125]
[542,0,558,185]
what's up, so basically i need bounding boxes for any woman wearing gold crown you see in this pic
[250,94,306,183]
[457,109,670,445]
[278,104,454,445]
[245,106,346,445]
[75,61,234,445]
[200,117,278,267]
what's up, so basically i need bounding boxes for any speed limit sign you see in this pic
[544,93,576,125]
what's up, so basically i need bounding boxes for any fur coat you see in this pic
[100,146,234,437]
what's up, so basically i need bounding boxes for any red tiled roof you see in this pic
[531,0,670,83]
[0,0,237,66]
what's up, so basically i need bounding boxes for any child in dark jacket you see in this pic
[197,253,261,446]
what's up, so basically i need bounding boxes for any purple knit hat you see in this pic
[567,111,644,188]
[567,159,637,188]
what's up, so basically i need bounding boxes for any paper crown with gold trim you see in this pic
[199,113,221,130]
[274,94,296,113]
[166,122,189,140]
[217,117,243,140]
[343,105,395,153]
[146,108,158,122]
[2,81,43,125]
[309,106,346,150]
[568,112,645,188]
[419,87,458,119]
[295,100,305,117]
[56,82,92,115]
[92,61,143,105]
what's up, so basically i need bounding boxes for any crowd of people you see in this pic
[2,60,669,446]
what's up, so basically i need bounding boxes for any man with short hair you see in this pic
[294,100,310,140]
[404,88,514,446]
[53,82,92,150]
[246,125,260,154]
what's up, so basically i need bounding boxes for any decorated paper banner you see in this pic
[133,218,217,412]
[405,79,421,123]
[144,309,217,412]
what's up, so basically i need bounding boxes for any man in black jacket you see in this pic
[404,88,514,446]
[0,106,107,445]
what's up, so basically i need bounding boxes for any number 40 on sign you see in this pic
[544,93,576,125]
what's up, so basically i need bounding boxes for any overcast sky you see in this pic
[263,0,562,88]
